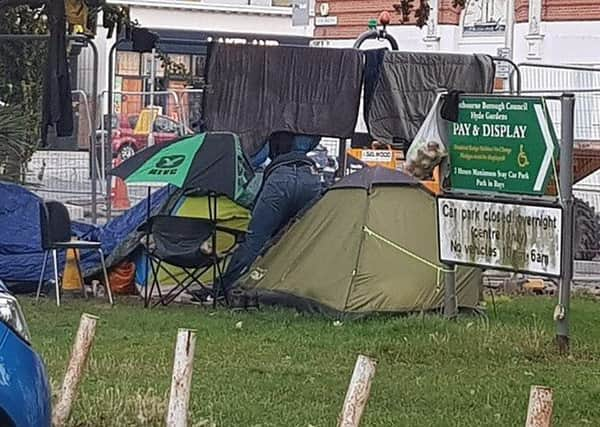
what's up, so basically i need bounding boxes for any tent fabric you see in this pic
[331,166,419,190]
[366,52,495,145]
[203,43,364,156]
[0,181,170,286]
[240,169,481,317]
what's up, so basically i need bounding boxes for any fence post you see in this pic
[525,386,553,427]
[338,355,377,427]
[52,313,98,427]
[556,93,576,353]
[166,329,197,427]
[444,264,457,318]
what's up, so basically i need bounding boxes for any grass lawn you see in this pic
[21,296,600,427]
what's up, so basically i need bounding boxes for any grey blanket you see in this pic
[203,43,363,156]
[367,52,496,145]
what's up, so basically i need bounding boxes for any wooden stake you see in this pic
[166,329,197,427]
[338,355,377,427]
[52,313,98,427]
[525,386,553,427]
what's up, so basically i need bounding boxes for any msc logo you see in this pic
[149,155,186,176]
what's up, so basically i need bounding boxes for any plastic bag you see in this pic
[403,93,448,180]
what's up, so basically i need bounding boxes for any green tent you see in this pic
[240,167,481,316]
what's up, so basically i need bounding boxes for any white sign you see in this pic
[360,150,393,163]
[315,16,338,26]
[496,47,511,79]
[437,197,563,276]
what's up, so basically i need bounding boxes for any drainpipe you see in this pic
[504,0,515,60]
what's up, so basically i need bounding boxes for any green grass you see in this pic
[21,296,600,426]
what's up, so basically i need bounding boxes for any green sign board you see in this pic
[449,96,558,196]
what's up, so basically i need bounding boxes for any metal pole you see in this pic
[337,138,347,178]
[88,39,99,224]
[556,93,575,353]
[106,39,126,221]
[444,265,457,318]
[504,0,515,61]
[352,29,399,50]
[149,48,156,109]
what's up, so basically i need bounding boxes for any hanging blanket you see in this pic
[203,43,363,156]
[366,52,496,145]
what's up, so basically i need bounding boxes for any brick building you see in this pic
[313,0,600,64]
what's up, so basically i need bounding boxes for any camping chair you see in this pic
[140,215,245,307]
[35,201,114,307]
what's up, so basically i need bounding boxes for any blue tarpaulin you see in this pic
[0,181,171,286]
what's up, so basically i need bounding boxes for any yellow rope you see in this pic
[363,226,455,274]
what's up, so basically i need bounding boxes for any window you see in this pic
[141,53,165,77]
[116,52,141,76]
[462,0,506,36]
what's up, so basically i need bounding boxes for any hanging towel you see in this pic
[203,43,363,156]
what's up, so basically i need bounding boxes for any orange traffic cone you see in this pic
[63,248,84,291]
[111,158,130,210]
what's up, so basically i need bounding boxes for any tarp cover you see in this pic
[0,181,170,286]
[366,51,496,145]
[203,43,363,156]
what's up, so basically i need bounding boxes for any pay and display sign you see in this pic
[449,97,558,196]
[437,197,563,276]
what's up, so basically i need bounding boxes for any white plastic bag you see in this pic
[404,93,447,180]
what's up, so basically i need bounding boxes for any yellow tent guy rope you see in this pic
[363,226,455,274]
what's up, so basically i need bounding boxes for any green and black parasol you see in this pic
[109,132,254,202]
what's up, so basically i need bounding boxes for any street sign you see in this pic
[496,47,511,79]
[315,16,338,26]
[449,96,558,196]
[437,197,563,276]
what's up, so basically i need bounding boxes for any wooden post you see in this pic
[525,386,553,427]
[166,329,197,427]
[52,313,98,427]
[338,355,377,427]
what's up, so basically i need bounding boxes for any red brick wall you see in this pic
[542,0,600,21]
[314,0,419,39]
[438,0,461,25]
[314,0,600,39]
[516,0,529,23]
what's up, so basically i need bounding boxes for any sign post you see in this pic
[437,197,563,276]
[438,93,575,348]
[556,94,575,353]
[449,96,558,196]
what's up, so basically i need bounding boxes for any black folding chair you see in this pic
[141,215,245,307]
[35,201,114,306]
